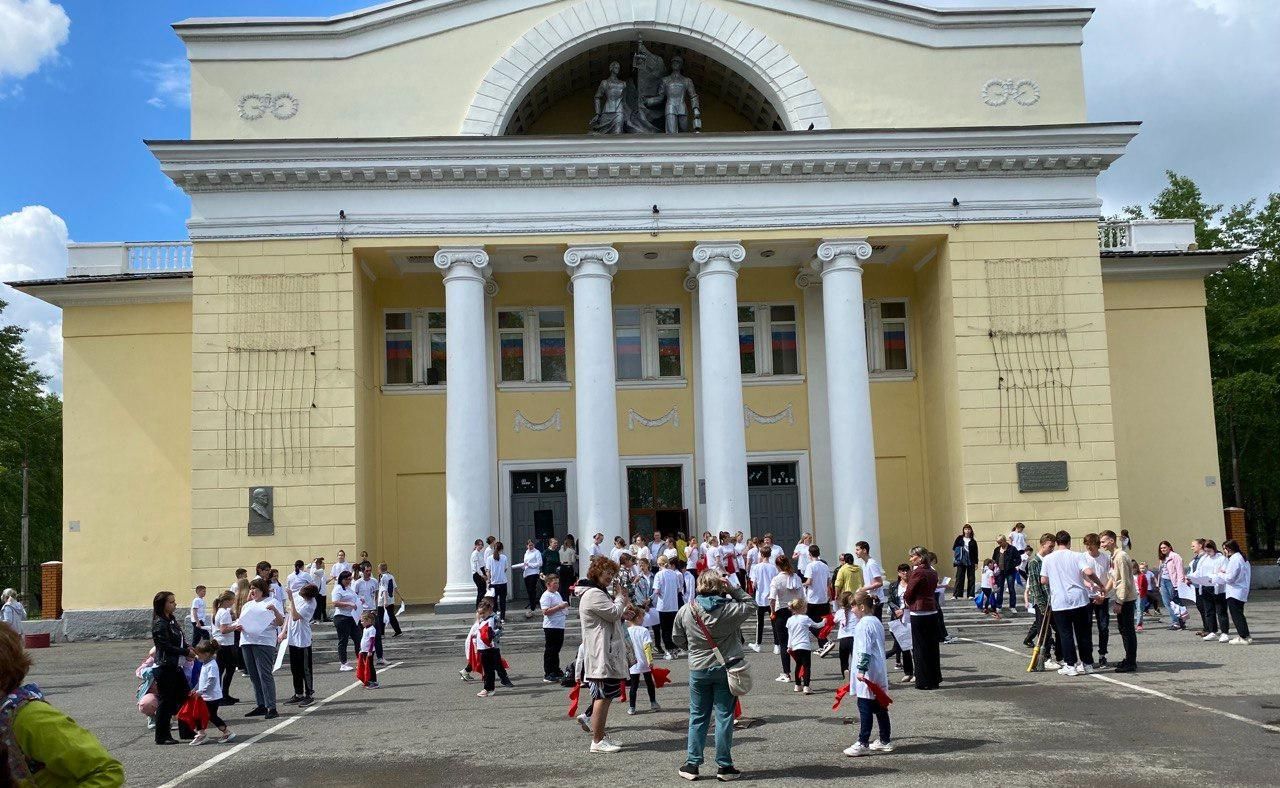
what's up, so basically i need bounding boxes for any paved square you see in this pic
[25,594,1279,787]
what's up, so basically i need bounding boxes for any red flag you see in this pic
[619,681,627,702]
[859,677,893,708]
[501,657,510,670]
[567,684,581,717]
[832,681,852,711]
[466,639,482,675]
[734,698,743,719]
[480,621,494,647]
[652,667,672,689]
[177,695,209,732]
[817,613,836,642]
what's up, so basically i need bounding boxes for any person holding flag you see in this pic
[844,589,892,756]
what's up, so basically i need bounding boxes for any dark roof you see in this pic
[5,271,193,289]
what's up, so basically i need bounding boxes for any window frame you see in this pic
[613,304,684,383]
[865,297,913,378]
[738,301,802,378]
[382,307,448,390]
[496,306,569,385]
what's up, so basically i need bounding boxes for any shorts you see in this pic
[587,679,623,701]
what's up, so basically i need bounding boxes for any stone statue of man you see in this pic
[648,55,700,133]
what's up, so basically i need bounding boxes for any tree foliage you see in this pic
[0,297,62,568]
[1132,172,1280,553]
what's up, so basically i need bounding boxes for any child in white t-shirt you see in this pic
[359,610,380,689]
[190,586,209,645]
[540,574,569,683]
[190,640,234,745]
[625,608,660,714]
[785,598,823,694]
[980,560,1001,617]
[832,591,858,682]
[843,590,892,757]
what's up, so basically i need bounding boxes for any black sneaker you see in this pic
[264,709,279,720]
[222,696,239,706]
[678,763,699,781]
[500,680,515,688]
[717,766,741,782]
[245,706,266,717]
[1097,657,1109,668]
[283,695,303,705]
[298,697,314,707]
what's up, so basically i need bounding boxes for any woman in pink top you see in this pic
[1157,541,1186,631]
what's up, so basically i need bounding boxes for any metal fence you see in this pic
[0,564,44,618]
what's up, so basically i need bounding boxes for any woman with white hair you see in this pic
[1,588,25,634]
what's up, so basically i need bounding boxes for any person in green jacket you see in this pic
[542,538,562,580]
[0,624,125,786]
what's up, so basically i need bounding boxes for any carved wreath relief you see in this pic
[982,79,1040,108]
[238,93,300,121]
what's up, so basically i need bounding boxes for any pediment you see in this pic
[175,0,1092,60]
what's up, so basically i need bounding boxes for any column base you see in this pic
[434,581,483,614]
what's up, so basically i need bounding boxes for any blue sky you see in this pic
[0,0,1277,394]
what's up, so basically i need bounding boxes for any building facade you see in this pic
[10,0,1241,625]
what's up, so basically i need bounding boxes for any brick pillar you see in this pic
[40,561,63,620]
[1223,507,1247,546]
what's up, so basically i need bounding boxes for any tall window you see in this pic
[866,299,911,374]
[498,307,568,383]
[383,309,446,386]
[738,303,799,377]
[615,306,683,381]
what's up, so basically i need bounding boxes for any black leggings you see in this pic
[659,610,677,652]
[792,649,812,687]
[215,643,238,699]
[628,671,657,708]
[204,699,227,732]
[473,573,487,608]
[334,614,359,664]
[755,606,771,645]
[491,584,508,619]
[1227,598,1250,639]
[543,627,564,677]
[838,636,854,676]
[773,609,793,674]
[524,575,541,610]
[289,645,313,697]
[153,663,193,743]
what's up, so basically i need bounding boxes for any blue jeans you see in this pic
[857,697,891,745]
[686,667,735,768]
[1159,578,1178,626]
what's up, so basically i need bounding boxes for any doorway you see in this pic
[509,468,567,601]
[747,462,801,548]
[626,465,686,540]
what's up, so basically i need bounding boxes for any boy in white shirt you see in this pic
[803,545,833,652]
[540,574,570,682]
[358,610,380,689]
[748,552,779,653]
[653,557,683,658]
[625,608,660,714]
[190,586,209,645]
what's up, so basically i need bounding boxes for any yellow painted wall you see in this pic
[61,302,192,610]
[188,0,1086,139]
[1104,277,1224,557]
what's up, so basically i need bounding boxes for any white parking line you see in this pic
[156,661,404,788]
[958,637,1280,734]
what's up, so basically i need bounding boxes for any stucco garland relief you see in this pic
[744,404,794,428]
[238,92,300,121]
[514,409,561,432]
[626,407,679,431]
[982,79,1040,108]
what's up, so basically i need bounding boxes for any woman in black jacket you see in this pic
[151,590,194,745]
[991,536,1022,612]
[951,525,979,599]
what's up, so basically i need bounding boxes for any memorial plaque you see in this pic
[1016,461,1068,493]
[248,486,274,535]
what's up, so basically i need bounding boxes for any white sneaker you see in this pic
[1043,659,1061,670]
[898,675,914,684]
[339,663,354,672]
[376,658,389,666]
[748,643,761,653]
[1228,636,1252,645]
[190,734,209,746]
[1219,633,1230,643]
[1057,664,1079,677]
[651,702,661,711]
[773,645,781,655]
[817,642,835,658]
[590,738,622,754]
[1081,663,1094,674]
[664,652,675,661]
[575,713,591,732]
[775,673,791,682]
[869,740,894,753]
[843,742,871,757]
[626,707,636,715]
[793,684,801,692]
[1203,633,1218,641]
[802,687,812,695]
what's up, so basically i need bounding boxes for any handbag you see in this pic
[689,602,752,697]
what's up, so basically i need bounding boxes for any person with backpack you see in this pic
[952,524,979,599]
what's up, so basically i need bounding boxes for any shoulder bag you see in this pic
[689,602,753,697]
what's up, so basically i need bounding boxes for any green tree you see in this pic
[0,298,63,586]
[1136,173,1280,552]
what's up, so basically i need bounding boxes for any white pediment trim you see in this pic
[174,0,1092,61]
[9,277,194,308]
[461,0,830,134]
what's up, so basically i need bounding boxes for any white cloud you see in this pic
[140,58,190,110]
[0,205,69,394]
[0,0,69,95]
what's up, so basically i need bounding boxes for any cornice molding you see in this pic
[8,277,193,308]
[149,123,1139,194]
[1100,253,1244,282]
[172,0,1091,61]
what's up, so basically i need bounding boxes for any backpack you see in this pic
[1,684,46,783]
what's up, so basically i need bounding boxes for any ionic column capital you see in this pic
[564,245,619,280]
[692,241,746,277]
[815,238,872,275]
[434,247,490,282]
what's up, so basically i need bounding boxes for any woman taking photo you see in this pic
[952,524,979,599]
[332,570,360,671]
[904,547,942,690]
[673,569,753,782]
[574,555,633,754]
[151,590,193,744]
[236,577,285,719]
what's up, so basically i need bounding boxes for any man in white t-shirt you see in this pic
[748,552,779,653]
[1080,533,1113,667]
[1039,530,1107,677]
[854,540,886,620]
[803,544,833,652]
[653,557,683,658]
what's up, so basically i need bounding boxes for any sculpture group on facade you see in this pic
[590,36,701,134]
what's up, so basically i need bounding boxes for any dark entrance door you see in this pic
[627,465,684,540]
[747,462,800,549]
[510,469,567,601]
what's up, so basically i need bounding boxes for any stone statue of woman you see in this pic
[590,61,628,134]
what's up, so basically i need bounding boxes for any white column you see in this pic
[434,247,494,608]
[565,246,624,550]
[815,238,880,558]
[692,242,749,535]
